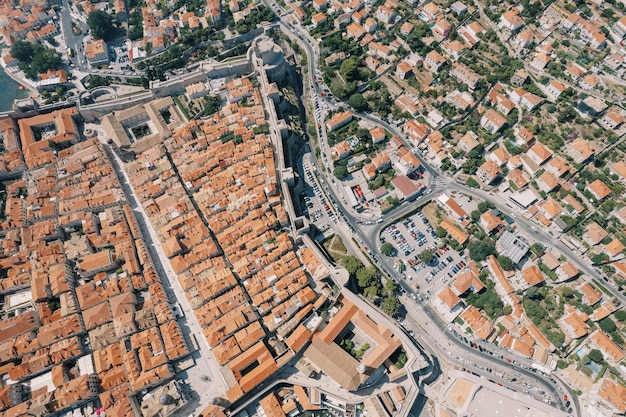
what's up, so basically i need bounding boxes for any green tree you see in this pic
[339,57,360,82]
[384,278,399,295]
[333,165,348,179]
[418,249,434,264]
[497,255,514,271]
[382,294,401,316]
[381,242,394,256]
[342,256,362,275]
[599,317,616,333]
[88,10,119,41]
[348,93,369,111]
[10,40,34,62]
[615,310,626,322]
[469,241,496,261]
[588,349,604,363]
[470,210,481,222]
[435,226,447,238]
[356,266,379,288]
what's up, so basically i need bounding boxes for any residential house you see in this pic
[603,52,624,73]
[489,147,510,167]
[326,111,353,132]
[499,9,524,31]
[508,168,529,189]
[395,148,422,175]
[375,5,395,24]
[546,79,567,99]
[531,53,550,70]
[447,91,474,111]
[432,18,452,37]
[584,221,608,246]
[313,0,328,11]
[560,307,588,339]
[458,131,480,153]
[598,378,626,414]
[563,194,585,215]
[578,96,608,116]
[579,74,599,90]
[564,63,585,80]
[545,156,570,178]
[480,210,503,233]
[569,138,597,164]
[613,15,626,40]
[371,152,391,171]
[423,50,446,73]
[395,94,420,117]
[404,120,430,145]
[599,111,624,130]
[477,160,502,184]
[605,238,625,259]
[514,127,535,148]
[334,13,351,28]
[441,40,467,61]
[611,161,626,183]
[513,29,534,49]
[510,68,529,86]
[312,12,327,27]
[450,62,480,90]
[537,171,560,193]
[396,61,413,79]
[369,126,386,144]
[440,219,468,244]
[437,194,468,221]
[363,17,377,33]
[589,330,625,363]
[450,1,467,16]
[489,86,516,115]
[555,262,578,281]
[538,198,562,220]
[436,287,462,314]
[331,140,352,161]
[369,42,392,60]
[480,109,507,134]
[400,21,414,36]
[419,2,441,22]
[586,179,611,201]
[526,142,552,165]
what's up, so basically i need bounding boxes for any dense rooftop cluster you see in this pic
[123,77,335,402]
[0,120,190,415]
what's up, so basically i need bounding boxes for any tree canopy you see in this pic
[588,349,604,363]
[10,40,62,80]
[599,317,616,333]
[342,256,363,275]
[418,249,434,264]
[88,10,121,41]
[469,240,496,261]
[339,57,360,82]
[380,242,394,256]
[333,165,348,179]
[348,93,369,111]
[497,255,514,271]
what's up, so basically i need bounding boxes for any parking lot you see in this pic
[301,159,336,231]
[380,208,467,299]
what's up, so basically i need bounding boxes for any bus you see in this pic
[67,48,74,57]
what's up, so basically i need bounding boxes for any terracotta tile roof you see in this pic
[587,179,612,200]
[604,238,625,257]
[522,265,545,287]
[590,329,625,362]
[598,378,626,413]
[585,221,608,245]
